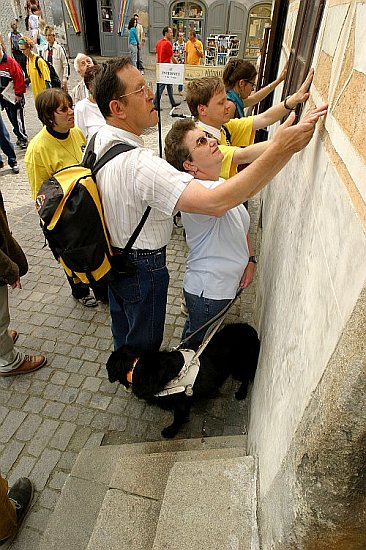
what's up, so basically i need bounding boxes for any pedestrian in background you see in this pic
[71,53,94,105]
[0,112,19,173]
[134,13,145,74]
[0,42,28,149]
[41,25,69,91]
[18,36,50,99]
[185,30,203,65]
[154,26,180,110]
[173,31,185,95]
[8,20,27,80]
[127,17,139,68]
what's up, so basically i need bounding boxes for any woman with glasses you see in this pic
[24,88,99,308]
[223,58,287,119]
[165,119,256,346]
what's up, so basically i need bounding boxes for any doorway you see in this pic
[80,0,101,55]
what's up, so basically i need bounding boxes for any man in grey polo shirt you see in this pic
[93,57,327,352]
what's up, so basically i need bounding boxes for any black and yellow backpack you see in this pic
[35,138,150,285]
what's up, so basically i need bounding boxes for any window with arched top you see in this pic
[171,1,205,42]
[244,4,272,64]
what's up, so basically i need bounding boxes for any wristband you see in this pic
[284,96,295,110]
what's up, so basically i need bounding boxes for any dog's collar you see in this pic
[126,357,139,384]
[154,349,200,397]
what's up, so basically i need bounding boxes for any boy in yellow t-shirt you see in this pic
[186,74,314,179]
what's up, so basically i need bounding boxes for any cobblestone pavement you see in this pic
[0,65,259,548]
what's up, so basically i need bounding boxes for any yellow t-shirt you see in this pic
[27,53,51,99]
[185,39,203,65]
[25,126,86,199]
[218,117,255,179]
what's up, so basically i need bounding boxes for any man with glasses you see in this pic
[40,25,69,91]
[92,57,327,353]
[186,72,315,179]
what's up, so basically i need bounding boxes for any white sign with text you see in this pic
[156,63,184,84]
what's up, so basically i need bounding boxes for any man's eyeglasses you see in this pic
[244,80,257,91]
[186,135,208,159]
[118,82,153,100]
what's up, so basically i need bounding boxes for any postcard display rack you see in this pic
[205,35,240,66]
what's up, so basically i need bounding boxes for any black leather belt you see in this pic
[112,246,166,258]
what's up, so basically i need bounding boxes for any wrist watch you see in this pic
[248,255,258,264]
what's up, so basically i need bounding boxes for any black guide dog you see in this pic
[106,323,260,438]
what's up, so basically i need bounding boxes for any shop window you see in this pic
[171,1,205,41]
[244,4,272,64]
[101,0,114,33]
[282,0,325,106]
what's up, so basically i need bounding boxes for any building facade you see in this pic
[248,0,366,547]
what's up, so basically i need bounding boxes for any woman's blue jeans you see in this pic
[182,290,231,347]
[108,248,169,351]
[129,43,138,67]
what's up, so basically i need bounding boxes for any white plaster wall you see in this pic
[248,131,366,494]
[248,0,366,497]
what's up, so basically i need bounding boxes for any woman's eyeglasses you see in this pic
[244,80,257,91]
[186,135,209,159]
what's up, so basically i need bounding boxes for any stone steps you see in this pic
[39,435,258,550]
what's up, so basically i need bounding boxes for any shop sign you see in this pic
[184,65,225,81]
[156,63,185,84]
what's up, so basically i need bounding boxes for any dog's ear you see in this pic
[106,346,140,385]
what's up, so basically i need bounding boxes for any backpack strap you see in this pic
[34,55,42,79]
[221,124,232,145]
[85,138,152,254]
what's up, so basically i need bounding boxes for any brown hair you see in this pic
[35,88,73,129]
[186,77,225,119]
[84,65,101,95]
[222,59,257,90]
[94,57,132,118]
[18,36,34,49]
[164,118,196,171]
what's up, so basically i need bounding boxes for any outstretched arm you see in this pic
[176,104,328,216]
[245,62,288,108]
[252,69,314,131]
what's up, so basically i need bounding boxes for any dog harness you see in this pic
[154,349,200,397]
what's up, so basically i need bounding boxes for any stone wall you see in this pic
[248,0,366,547]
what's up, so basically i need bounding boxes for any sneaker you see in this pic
[9,329,19,343]
[141,70,144,75]
[0,478,34,547]
[0,355,47,377]
[77,294,98,307]
[11,164,19,174]
[19,141,28,150]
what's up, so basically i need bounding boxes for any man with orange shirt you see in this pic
[153,26,180,110]
[185,30,203,65]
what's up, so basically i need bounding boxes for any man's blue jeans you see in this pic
[182,290,231,347]
[154,83,178,109]
[108,248,169,351]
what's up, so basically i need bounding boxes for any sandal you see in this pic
[77,294,98,307]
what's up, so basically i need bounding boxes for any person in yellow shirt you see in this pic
[18,36,50,99]
[185,30,203,65]
[24,88,100,307]
[186,71,314,179]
